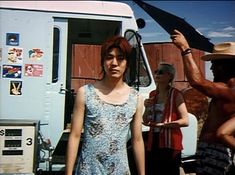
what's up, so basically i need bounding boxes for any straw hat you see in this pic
[201,42,235,61]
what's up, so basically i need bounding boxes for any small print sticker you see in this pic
[10,80,22,95]
[24,64,43,77]
[29,48,44,61]
[6,33,19,46]
[2,65,22,78]
[8,47,23,63]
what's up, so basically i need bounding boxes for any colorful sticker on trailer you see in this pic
[28,48,44,61]
[6,33,19,46]
[2,65,22,78]
[8,47,23,63]
[24,64,43,77]
[10,80,22,96]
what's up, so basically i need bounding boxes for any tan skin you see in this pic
[217,115,235,149]
[143,64,189,129]
[170,29,235,144]
[65,48,145,175]
[216,78,235,149]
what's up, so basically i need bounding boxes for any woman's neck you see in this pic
[157,84,171,103]
[100,77,126,91]
[158,84,171,93]
[94,78,129,104]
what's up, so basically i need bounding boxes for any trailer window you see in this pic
[52,27,60,83]
[124,30,151,88]
[68,18,121,45]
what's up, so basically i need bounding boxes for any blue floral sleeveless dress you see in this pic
[75,84,138,175]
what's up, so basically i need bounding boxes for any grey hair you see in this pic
[159,62,175,77]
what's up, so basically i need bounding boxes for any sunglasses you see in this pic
[154,69,166,75]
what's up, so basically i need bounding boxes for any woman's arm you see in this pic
[174,92,189,127]
[65,87,85,175]
[131,95,145,175]
[157,92,189,128]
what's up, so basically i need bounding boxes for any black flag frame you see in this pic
[134,0,214,53]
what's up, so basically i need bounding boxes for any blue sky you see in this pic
[123,1,235,44]
[122,1,235,80]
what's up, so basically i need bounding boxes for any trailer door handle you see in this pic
[59,84,68,94]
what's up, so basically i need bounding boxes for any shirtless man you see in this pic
[170,29,235,175]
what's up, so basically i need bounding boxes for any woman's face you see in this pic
[103,47,127,79]
[154,65,173,83]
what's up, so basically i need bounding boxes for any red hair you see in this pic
[100,36,132,78]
